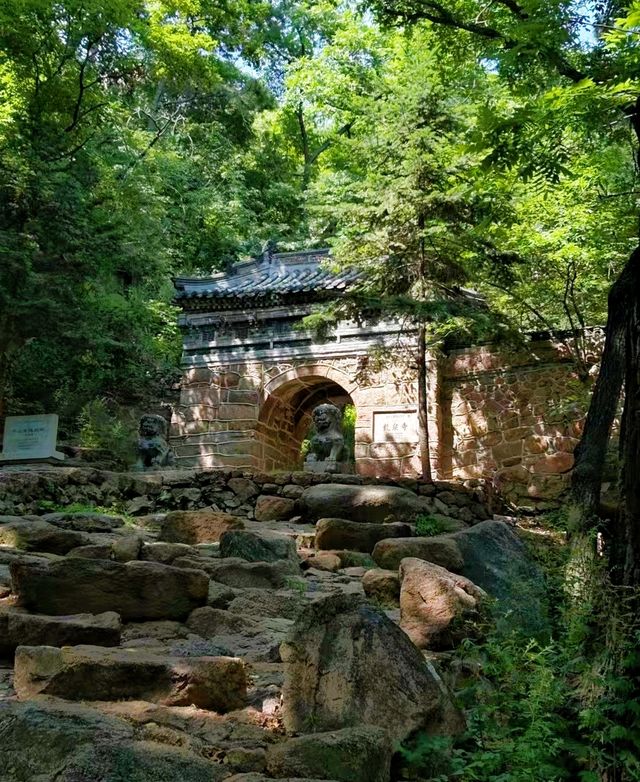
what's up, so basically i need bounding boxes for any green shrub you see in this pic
[395,546,640,782]
[78,398,137,468]
[415,513,447,537]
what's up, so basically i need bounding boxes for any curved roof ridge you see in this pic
[173,247,359,306]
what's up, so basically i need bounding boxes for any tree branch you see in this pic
[308,120,355,167]
[386,0,587,82]
[64,43,99,133]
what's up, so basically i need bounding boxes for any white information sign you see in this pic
[0,414,65,462]
[373,410,419,443]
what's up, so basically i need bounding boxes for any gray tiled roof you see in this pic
[174,249,361,304]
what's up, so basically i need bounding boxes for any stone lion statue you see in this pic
[135,414,175,471]
[305,403,345,463]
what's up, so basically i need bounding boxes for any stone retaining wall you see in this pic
[0,467,499,521]
[439,333,604,508]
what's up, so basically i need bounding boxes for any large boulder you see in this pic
[301,484,429,523]
[372,536,463,572]
[220,530,298,564]
[0,699,229,782]
[280,593,459,744]
[159,510,244,544]
[14,645,246,711]
[10,558,209,621]
[0,609,121,655]
[315,518,412,553]
[399,558,486,650]
[0,516,87,554]
[265,727,393,782]
[445,520,547,634]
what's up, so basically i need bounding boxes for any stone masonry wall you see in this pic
[439,333,604,508]
[171,332,604,507]
[0,467,499,521]
[170,357,431,478]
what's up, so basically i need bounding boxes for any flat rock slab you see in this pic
[372,536,464,572]
[266,726,393,782]
[10,558,209,621]
[41,512,125,532]
[0,546,54,566]
[206,559,300,590]
[169,616,294,664]
[228,777,339,782]
[14,645,246,711]
[187,606,261,637]
[0,516,87,554]
[0,699,229,781]
[159,510,244,544]
[301,484,430,523]
[315,518,412,553]
[141,541,198,563]
[0,610,121,654]
[227,589,306,621]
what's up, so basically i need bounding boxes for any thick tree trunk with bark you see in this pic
[569,253,637,520]
[417,325,432,482]
[568,98,640,585]
[567,247,640,587]
[621,283,640,585]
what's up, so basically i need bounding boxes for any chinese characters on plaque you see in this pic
[0,414,65,463]
[372,411,419,443]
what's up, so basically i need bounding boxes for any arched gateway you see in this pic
[171,246,598,503]
[171,248,431,477]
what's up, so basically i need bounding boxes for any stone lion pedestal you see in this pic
[304,459,354,474]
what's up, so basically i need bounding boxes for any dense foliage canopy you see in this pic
[1,0,638,429]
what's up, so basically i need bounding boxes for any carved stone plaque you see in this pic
[0,414,65,462]
[373,411,419,443]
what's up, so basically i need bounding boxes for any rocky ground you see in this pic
[0,478,544,782]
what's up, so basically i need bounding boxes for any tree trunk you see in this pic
[569,249,640,523]
[621,282,640,585]
[565,247,640,592]
[417,325,432,482]
[0,352,8,430]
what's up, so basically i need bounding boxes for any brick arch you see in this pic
[257,364,358,472]
[263,363,359,398]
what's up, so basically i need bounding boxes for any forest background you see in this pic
[1,1,640,777]
[1,0,637,431]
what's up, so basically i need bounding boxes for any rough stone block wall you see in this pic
[171,357,425,478]
[440,334,603,507]
[171,364,264,470]
[170,332,604,506]
[0,466,499,521]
